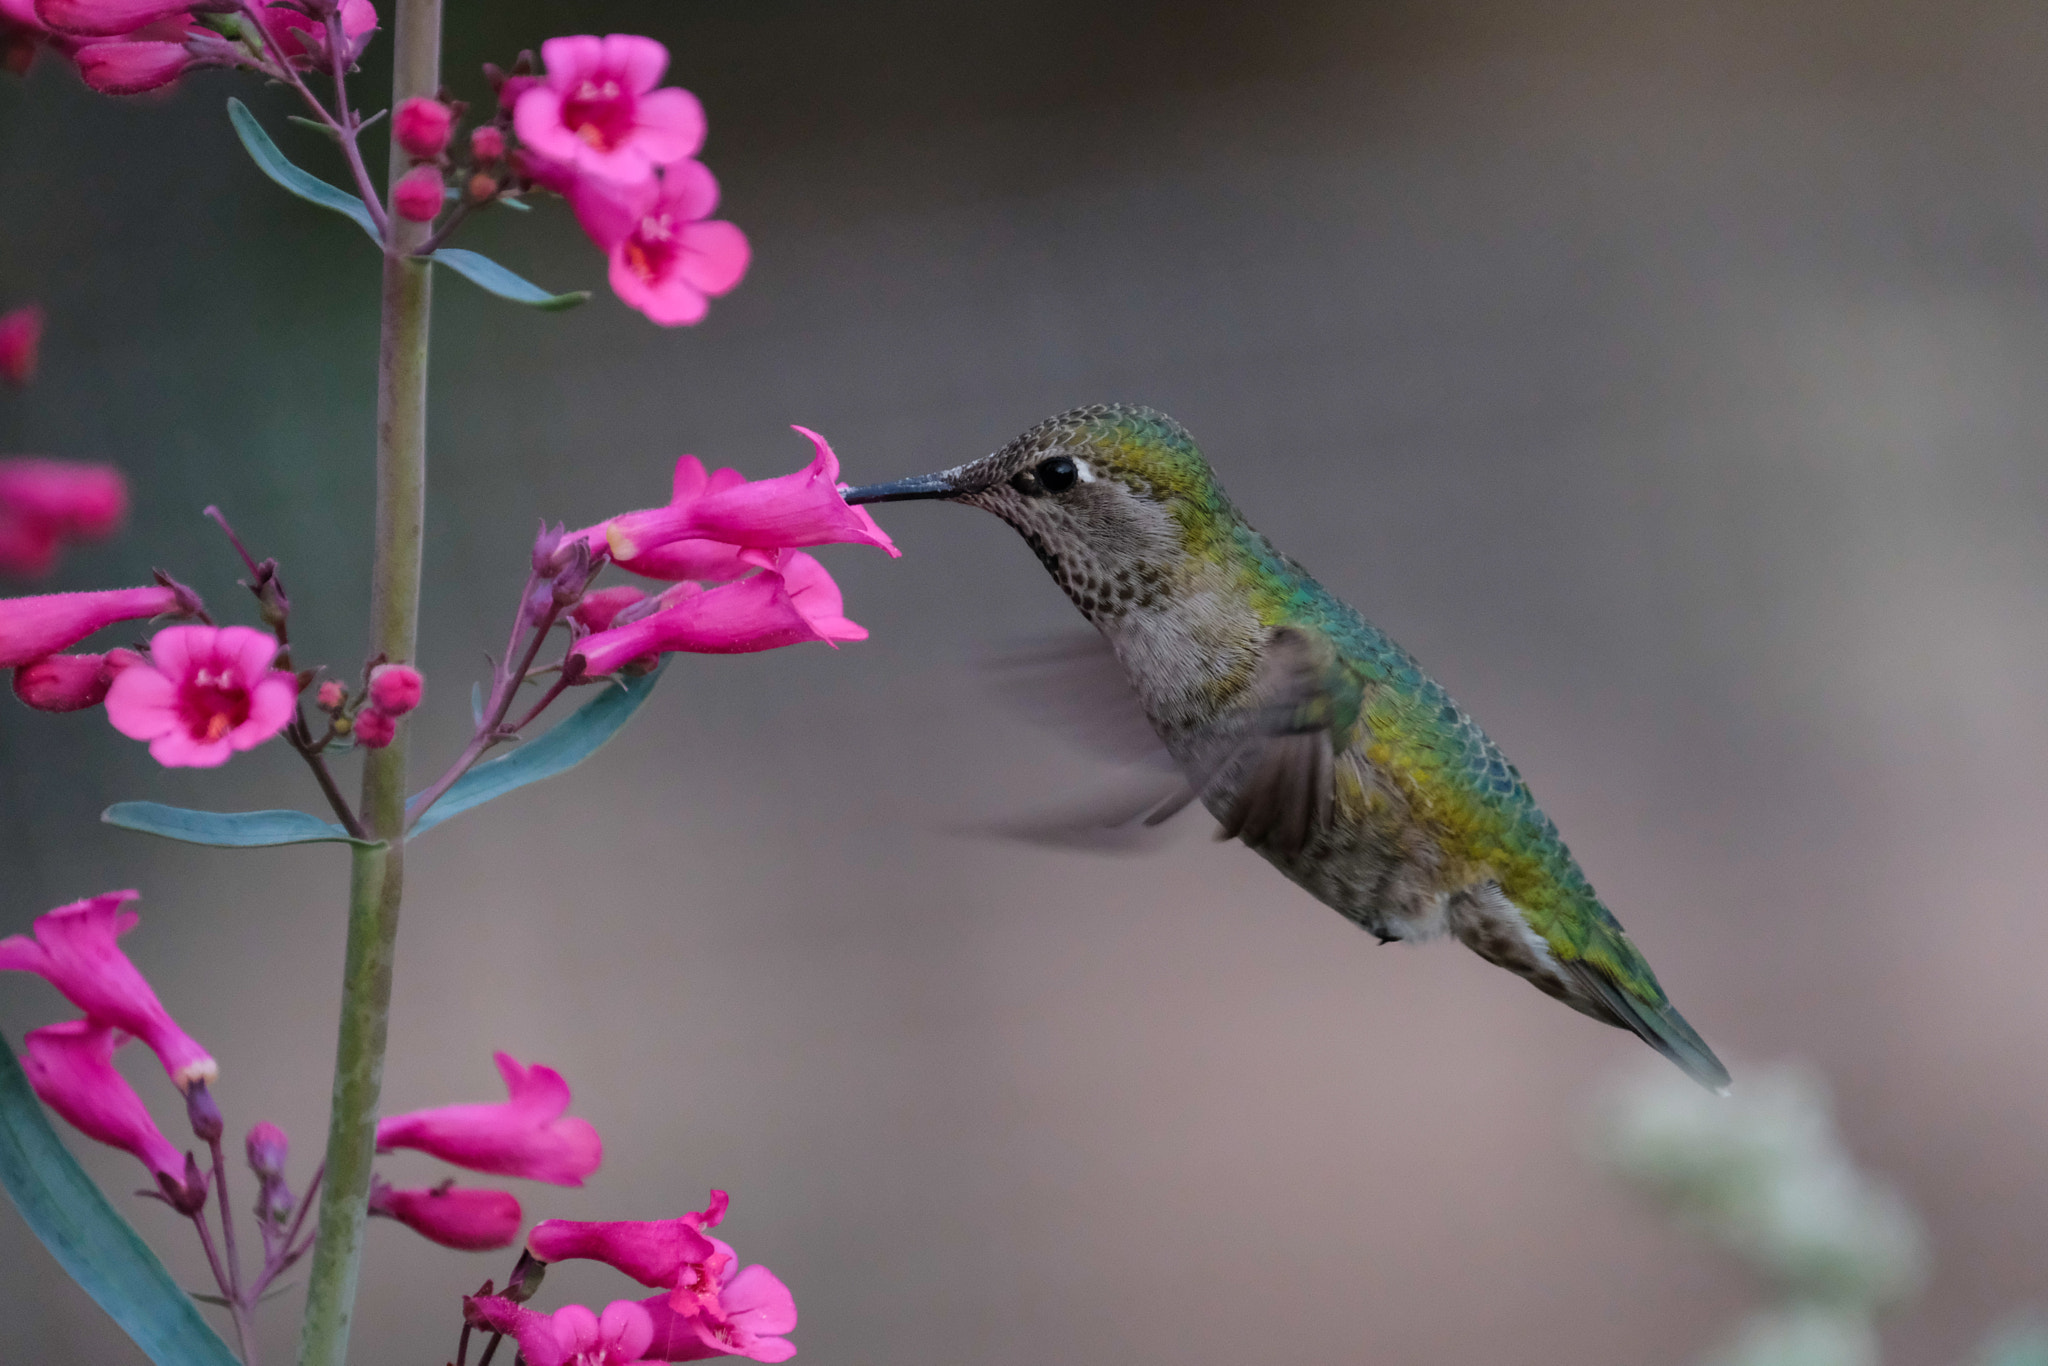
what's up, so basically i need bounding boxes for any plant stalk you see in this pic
[294,0,441,1361]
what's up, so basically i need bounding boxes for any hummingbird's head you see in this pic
[843,404,1235,620]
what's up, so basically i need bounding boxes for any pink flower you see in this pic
[471,1298,659,1366]
[367,662,423,714]
[104,624,296,768]
[0,890,217,1091]
[570,161,747,327]
[0,458,130,577]
[11,649,135,711]
[639,1268,797,1363]
[73,30,192,94]
[513,34,703,186]
[394,95,452,158]
[376,1052,602,1187]
[351,704,396,748]
[31,0,180,36]
[21,1018,185,1183]
[570,585,647,633]
[393,164,444,222]
[605,429,896,562]
[572,551,865,674]
[0,582,187,668]
[256,0,373,66]
[568,456,758,585]
[527,1194,728,1290]
[0,304,42,385]
[369,1179,523,1251]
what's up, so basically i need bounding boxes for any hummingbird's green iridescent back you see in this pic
[844,404,1729,1090]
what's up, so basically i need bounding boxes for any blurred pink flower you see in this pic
[256,0,373,66]
[571,550,864,674]
[394,95,452,158]
[72,26,193,93]
[470,1297,659,1366]
[0,889,217,1091]
[376,1052,602,1187]
[471,124,505,163]
[31,0,180,36]
[369,1179,523,1251]
[0,304,42,385]
[104,623,296,768]
[0,582,186,667]
[605,429,896,563]
[513,34,703,185]
[393,164,444,222]
[367,661,423,714]
[21,1018,185,1183]
[570,160,747,327]
[0,458,130,578]
[11,648,135,711]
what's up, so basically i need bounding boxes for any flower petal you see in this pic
[102,665,178,740]
[632,87,706,164]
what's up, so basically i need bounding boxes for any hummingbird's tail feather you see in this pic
[1565,960,1732,1094]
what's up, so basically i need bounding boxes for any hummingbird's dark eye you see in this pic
[1035,455,1079,494]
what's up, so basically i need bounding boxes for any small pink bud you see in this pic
[470,124,504,163]
[369,1179,523,1251]
[0,305,43,386]
[316,679,346,710]
[394,96,453,159]
[392,165,444,223]
[12,653,116,712]
[352,706,398,748]
[367,662,423,715]
[246,1121,289,1180]
[73,39,191,95]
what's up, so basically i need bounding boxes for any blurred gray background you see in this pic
[4,0,2047,1361]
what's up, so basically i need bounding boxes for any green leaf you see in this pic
[410,662,664,837]
[0,1034,242,1366]
[227,97,380,244]
[429,248,589,310]
[101,802,379,849]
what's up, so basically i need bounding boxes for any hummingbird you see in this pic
[843,403,1730,1091]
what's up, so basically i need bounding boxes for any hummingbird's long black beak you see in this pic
[841,472,959,504]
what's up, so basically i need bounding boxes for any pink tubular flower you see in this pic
[0,582,186,668]
[12,649,135,711]
[367,662,423,714]
[0,458,129,578]
[104,624,296,768]
[256,0,374,66]
[513,34,703,186]
[570,161,747,327]
[31,0,180,36]
[73,28,194,94]
[369,1179,523,1251]
[568,456,757,585]
[471,1298,659,1366]
[21,1019,185,1182]
[394,95,452,158]
[376,1052,602,1187]
[393,164,444,222]
[0,890,217,1091]
[605,428,896,563]
[572,551,865,675]
[0,304,42,385]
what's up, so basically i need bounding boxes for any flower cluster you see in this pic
[471,1190,796,1363]
[1,0,375,95]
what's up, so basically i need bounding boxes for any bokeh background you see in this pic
[5,0,2047,1361]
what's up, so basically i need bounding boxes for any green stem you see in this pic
[294,1,441,1362]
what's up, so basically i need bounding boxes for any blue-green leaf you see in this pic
[101,802,378,849]
[227,97,380,244]
[0,1034,242,1366]
[429,248,588,310]
[410,663,664,837]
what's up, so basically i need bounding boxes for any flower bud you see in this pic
[245,1121,289,1181]
[394,96,453,159]
[12,653,116,712]
[368,663,423,715]
[470,125,505,163]
[352,706,398,749]
[392,165,445,223]
[185,1082,224,1143]
[467,172,499,203]
[0,305,43,387]
[316,679,346,710]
